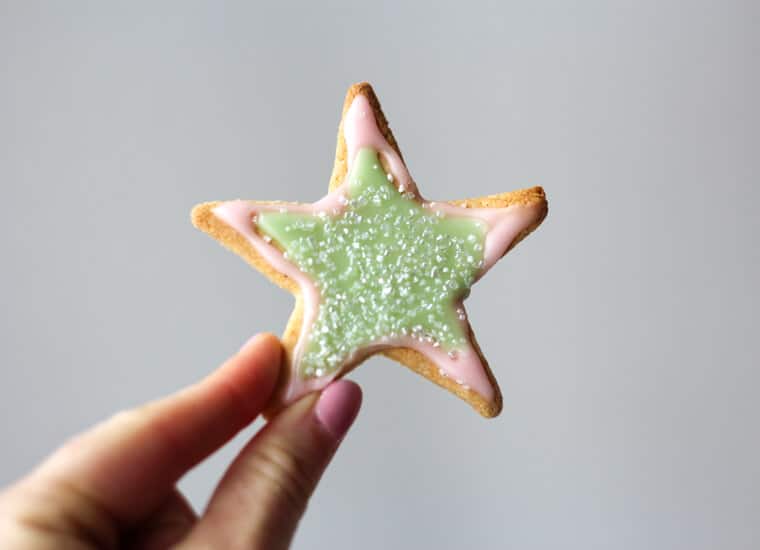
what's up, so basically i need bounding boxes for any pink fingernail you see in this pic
[315,380,362,439]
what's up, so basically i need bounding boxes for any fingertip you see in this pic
[238,332,281,358]
[228,333,283,407]
[237,333,282,379]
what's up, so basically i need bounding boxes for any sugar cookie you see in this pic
[192,82,547,417]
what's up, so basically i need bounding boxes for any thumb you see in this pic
[178,380,362,550]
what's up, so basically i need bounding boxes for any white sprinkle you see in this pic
[282,162,486,378]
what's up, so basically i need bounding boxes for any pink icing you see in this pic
[212,94,543,406]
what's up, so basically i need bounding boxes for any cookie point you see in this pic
[348,81,374,95]
[190,201,218,231]
[344,81,378,110]
[478,397,503,418]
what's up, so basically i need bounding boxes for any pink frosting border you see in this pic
[213,94,543,405]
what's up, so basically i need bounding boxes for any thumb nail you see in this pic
[315,380,362,440]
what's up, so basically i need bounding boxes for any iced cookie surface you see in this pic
[192,82,547,417]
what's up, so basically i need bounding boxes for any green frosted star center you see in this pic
[257,148,486,378]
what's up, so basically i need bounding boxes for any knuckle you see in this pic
[247,442,316,517]
[0,479,118,549]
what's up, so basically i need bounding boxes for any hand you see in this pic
[0,334,362,549]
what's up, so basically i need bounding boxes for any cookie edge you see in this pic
[191,82,549,418]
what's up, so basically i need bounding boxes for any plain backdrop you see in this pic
[1,1,758,549]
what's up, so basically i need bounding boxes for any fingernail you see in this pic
[315,380,362,439]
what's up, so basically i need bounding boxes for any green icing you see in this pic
[257,148,486,378]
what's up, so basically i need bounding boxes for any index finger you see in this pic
[31,333,282,525]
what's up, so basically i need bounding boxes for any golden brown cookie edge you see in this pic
[192,82,549,418]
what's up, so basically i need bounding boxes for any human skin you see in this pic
[0,333,362,549]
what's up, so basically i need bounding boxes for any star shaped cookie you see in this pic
[192,82,547,417]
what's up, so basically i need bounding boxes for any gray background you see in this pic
[1,1,758,549]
